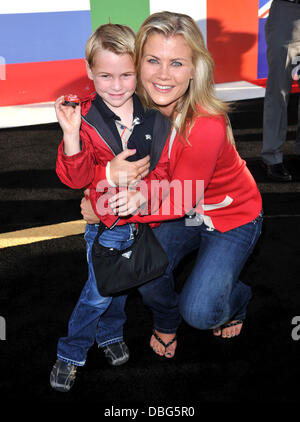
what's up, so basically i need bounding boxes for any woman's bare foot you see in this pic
[150,330,177,358]
[213,320,243,338]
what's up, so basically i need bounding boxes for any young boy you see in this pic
[50,24,170,392]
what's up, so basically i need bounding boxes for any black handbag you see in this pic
[91,221,169,297]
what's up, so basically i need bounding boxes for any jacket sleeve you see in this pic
[130,115,227,223]
[56,124,103,189]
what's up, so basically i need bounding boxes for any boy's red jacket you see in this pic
[56,92,171,228]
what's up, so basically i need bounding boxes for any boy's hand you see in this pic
[110,149,150,186]
[55,95,81,155]
[55,95,81,135]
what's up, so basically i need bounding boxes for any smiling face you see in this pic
[86,50,136,113]
[140,33,194,116]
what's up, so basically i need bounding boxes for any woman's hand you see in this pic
[55,95,81,155]
[109,149,150,186]
[80,191,100,224]
[109,189,147,216]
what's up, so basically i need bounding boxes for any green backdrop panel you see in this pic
[89,0,150,32]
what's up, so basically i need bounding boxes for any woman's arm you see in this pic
[93,134,170,225]
[81,133,170,225]
[91,149,150,189]
[109,115,226,222]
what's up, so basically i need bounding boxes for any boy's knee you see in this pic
[83,293,111,309]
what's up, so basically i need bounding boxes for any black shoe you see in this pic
[264,162,292,182]
[50,359,78,392]
[102,341,129,366]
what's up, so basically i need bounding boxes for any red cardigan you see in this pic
[121,112,262,232]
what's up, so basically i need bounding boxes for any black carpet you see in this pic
[1,97,300,410]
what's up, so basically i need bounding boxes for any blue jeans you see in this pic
[141,212,263,331]
[101,212,262,335]
[56,223,135,366]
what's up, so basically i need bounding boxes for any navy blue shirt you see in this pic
[93,93,157,162]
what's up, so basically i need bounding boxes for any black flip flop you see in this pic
[215,319,244,338]
[152,330,177,358]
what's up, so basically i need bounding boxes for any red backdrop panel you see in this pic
[207,0,259,83]
[0,59,94,107]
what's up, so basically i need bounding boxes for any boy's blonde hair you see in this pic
[85,23,136,69]
[135,11,234,144]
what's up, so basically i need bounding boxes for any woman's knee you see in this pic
[179,295,227,330]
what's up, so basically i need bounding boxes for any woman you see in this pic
[81,11,262,358]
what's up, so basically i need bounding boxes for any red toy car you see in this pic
[63,94,80,107]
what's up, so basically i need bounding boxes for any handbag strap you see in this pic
[93,221,107,246]
[93,216,121,247]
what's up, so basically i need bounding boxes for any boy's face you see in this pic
[86,50,136,111]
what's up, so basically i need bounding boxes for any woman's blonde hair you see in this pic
[135,11,234,144]
[85,23,136,69]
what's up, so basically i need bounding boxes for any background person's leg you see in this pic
[262,0,300,169]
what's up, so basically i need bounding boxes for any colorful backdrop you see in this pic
[0,0,271,107]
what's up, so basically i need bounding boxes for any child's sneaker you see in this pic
[50,359,78,392]
[102,341,129,366]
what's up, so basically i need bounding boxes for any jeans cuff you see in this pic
[57,354,85,367]
[153,325,179,334]
[98,336,123,348]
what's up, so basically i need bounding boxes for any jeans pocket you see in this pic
[98,224,134,250]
